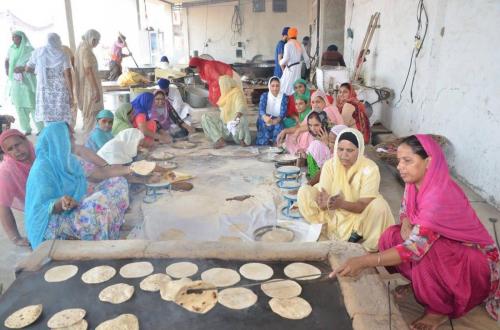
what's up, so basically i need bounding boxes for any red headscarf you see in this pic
[403,135,493,245]
[0,129,35,210]
[336,83,371,143]
[188,57,233,105]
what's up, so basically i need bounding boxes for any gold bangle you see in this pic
[377,253,382,266]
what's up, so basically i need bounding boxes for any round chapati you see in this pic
[95,314,139,330]
[4,304,42,329]
[160,228,186,240]
[284,262,322,281]
[81,265,116,284]
[119,261,154,279]
[98,283,134,304]
[160,278,193,301]
[47,308,86,328]
[165,262,198,278]
[269,297,312,320]
[261,228,294,242]
[261,279,302,298]
[44,265,78,283]
[55,319,88,330]
[239,263,274,281]
[140,273,171,292]
[218,287,258,310]
[201,268,241,287]
[174,280,217,314]
[130,160,156,176]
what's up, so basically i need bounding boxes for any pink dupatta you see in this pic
[311,90,344,126]
[403,134,499,319]
[0,129,34,211]
[404,135,493,245]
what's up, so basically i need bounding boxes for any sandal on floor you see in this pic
[171,182,193,191]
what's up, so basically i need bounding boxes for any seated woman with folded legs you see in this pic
[0,129,34,246]
[310,90,344,126]
[297,128,394,251]
[150,90,195,139]
[256,76,288,146]
[331,135,500,330]
[336,83,371,143]
[85,109,114,152]
[111,93,171,146]
[201,75,251,148]
[277,94,312,154]
[24,122,130,249]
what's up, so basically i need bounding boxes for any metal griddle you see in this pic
[0,258,353,330]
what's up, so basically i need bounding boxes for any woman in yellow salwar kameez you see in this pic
[297,128,394,251]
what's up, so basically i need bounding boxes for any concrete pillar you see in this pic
[64,0,76,51]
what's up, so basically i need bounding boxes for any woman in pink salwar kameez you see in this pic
[330,135,499,330]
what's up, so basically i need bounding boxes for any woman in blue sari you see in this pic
[85,109,114,152]
[24,122,129,249]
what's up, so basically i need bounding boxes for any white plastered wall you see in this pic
[344,0,500,207]
[186,0,313,63]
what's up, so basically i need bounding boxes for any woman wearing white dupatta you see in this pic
[26,33,73,124]
[256,76,288,145]
[97,128,144,165]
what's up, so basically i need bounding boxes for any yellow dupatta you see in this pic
[217,75,246,124]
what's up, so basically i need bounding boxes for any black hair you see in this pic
[339,82,351,89]
[327,44,338,51]
[269,77,280,84]
[307,111,329,136]
[338,132,359,148]
[302,36,310,41]
[401,135,428,159]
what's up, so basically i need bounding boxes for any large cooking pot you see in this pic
[231,60,275,79]
[185,86,209,108]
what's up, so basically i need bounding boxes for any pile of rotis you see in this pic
[3,261,323,329]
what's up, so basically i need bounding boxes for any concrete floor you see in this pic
[1,105,500,328]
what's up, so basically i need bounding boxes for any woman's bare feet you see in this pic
[410,313,448,330]
[11,236,30,247]
[239,140,248,147]
[214,138,225,149]
[394,284,413,299]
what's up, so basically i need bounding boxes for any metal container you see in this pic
[231,60,275,79]
[103,91,130,111]
[185,86,209,108]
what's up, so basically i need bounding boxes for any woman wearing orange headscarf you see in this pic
[336,83,371,143]
[279,27,310,95]
[188,57,234,106]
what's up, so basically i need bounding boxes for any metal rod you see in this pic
[186,272,332,294]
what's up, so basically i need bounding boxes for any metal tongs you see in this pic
[186,272,333,294]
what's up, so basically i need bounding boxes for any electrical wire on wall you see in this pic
[397,0,429,104]
[230,0,243,45]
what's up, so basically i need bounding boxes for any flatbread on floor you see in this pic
[174,280,218,314]
[261,279,302,299]
[218,287,258,310]
[4,304,43,329]
[53,319,88,330]
[140,273,171,292]
[81,265,116,284]
[95,314,139,330]
[47,308,86,328]
[239,263,274,281]
[160,278,192,301]
[261,228,294,242]
[165,261,198,278]
[99,283,134,304]
[44,265,78,283]
[201,268,241,287]
[119,261,154,279]
[284,262,322,280]
[269,297,312,320]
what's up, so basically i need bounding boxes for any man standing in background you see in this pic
[107,33,131,81]
[273,27,289,78]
